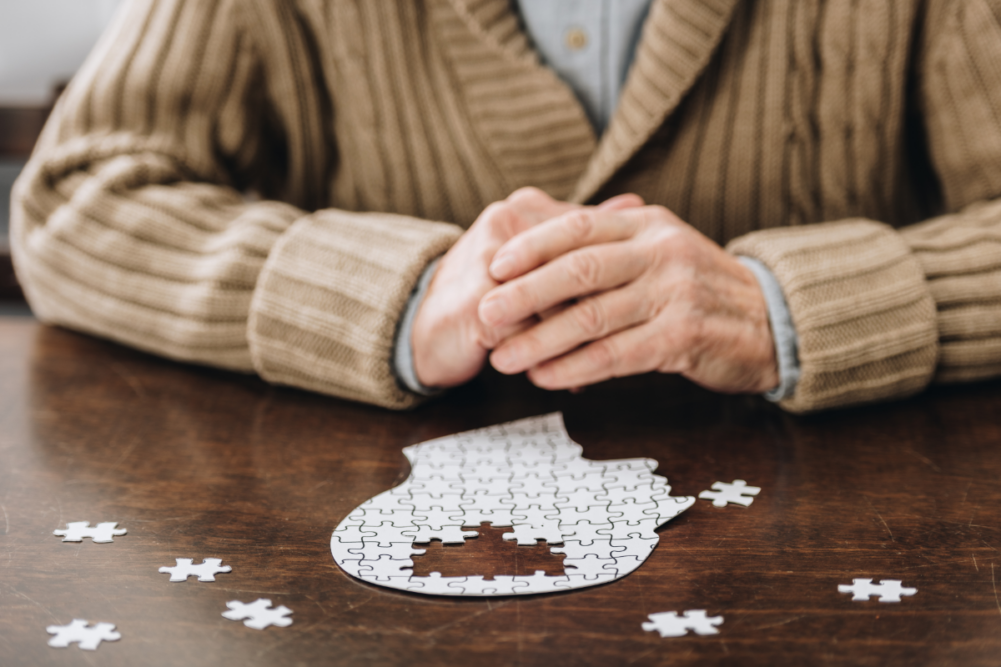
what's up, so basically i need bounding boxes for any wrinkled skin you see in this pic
[414,188,778,395]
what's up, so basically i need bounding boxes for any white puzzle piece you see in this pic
[222,599,293,629]
[159,558,232,582]
[698,480,761,508]
[642,610,723,637]
[330,412,695,596]
[46,619,121,650]
[838,578,917,602]
[53,521,127,543]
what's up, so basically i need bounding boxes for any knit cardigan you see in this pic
[12,0,1001,412]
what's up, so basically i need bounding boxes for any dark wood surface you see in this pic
[1,318,1000,666]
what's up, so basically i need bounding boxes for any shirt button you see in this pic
[564,27,588,51]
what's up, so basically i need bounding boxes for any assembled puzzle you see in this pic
[331,412,695,596]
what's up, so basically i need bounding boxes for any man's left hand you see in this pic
[477,205,780,394]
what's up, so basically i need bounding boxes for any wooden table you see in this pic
[2,318,1000,666]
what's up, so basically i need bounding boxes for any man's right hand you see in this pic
[411,188,579,388]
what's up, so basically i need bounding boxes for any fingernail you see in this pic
[490,254,514,279]
[479,296,506,326]
[491,347,517,373]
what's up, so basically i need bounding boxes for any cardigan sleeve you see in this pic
[727,0,1001,413]
[10,0,461,409]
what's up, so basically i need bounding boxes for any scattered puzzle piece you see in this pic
[159,558,232,582]
[330,413,695,596]
[642,610,723,637]
[46,619,121,650]
[222,599,293,629]
[53,521,127,543]
[698,480,760,508]
[838,578,917,602]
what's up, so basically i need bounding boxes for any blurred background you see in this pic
[0,0,123,314]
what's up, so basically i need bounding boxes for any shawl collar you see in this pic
[441,0,740,203]
[572,0,741,202]
[437,0,597,200]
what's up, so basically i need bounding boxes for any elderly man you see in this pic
[12,0,1001,412]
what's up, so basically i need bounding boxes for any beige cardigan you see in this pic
[12,0,1001,411]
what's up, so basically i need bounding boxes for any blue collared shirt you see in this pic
[517,0,654,134]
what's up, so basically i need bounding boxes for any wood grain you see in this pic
[1,319,999,666]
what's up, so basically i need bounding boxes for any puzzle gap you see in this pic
[410,522,566,579]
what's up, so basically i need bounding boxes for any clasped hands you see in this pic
[412,187,779,395]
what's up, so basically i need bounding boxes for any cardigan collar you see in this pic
[443,0,740,203]
[442,0,538,63]
[572,0,741,202]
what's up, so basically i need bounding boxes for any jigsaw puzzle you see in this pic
[159,558,232,582]
[53,521,127,543]
[331,413,695,596]
[698,480,760,508]
[222,599,293,629]
[46,619,121,650]
[838,578,917,602]
[642,610,723,637]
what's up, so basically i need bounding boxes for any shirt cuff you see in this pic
[737,256,801,402]
[393,257,445,396]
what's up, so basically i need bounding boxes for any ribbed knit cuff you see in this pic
[900,199,1001,385]
[248,209,462,409]
[727,220,938,413]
